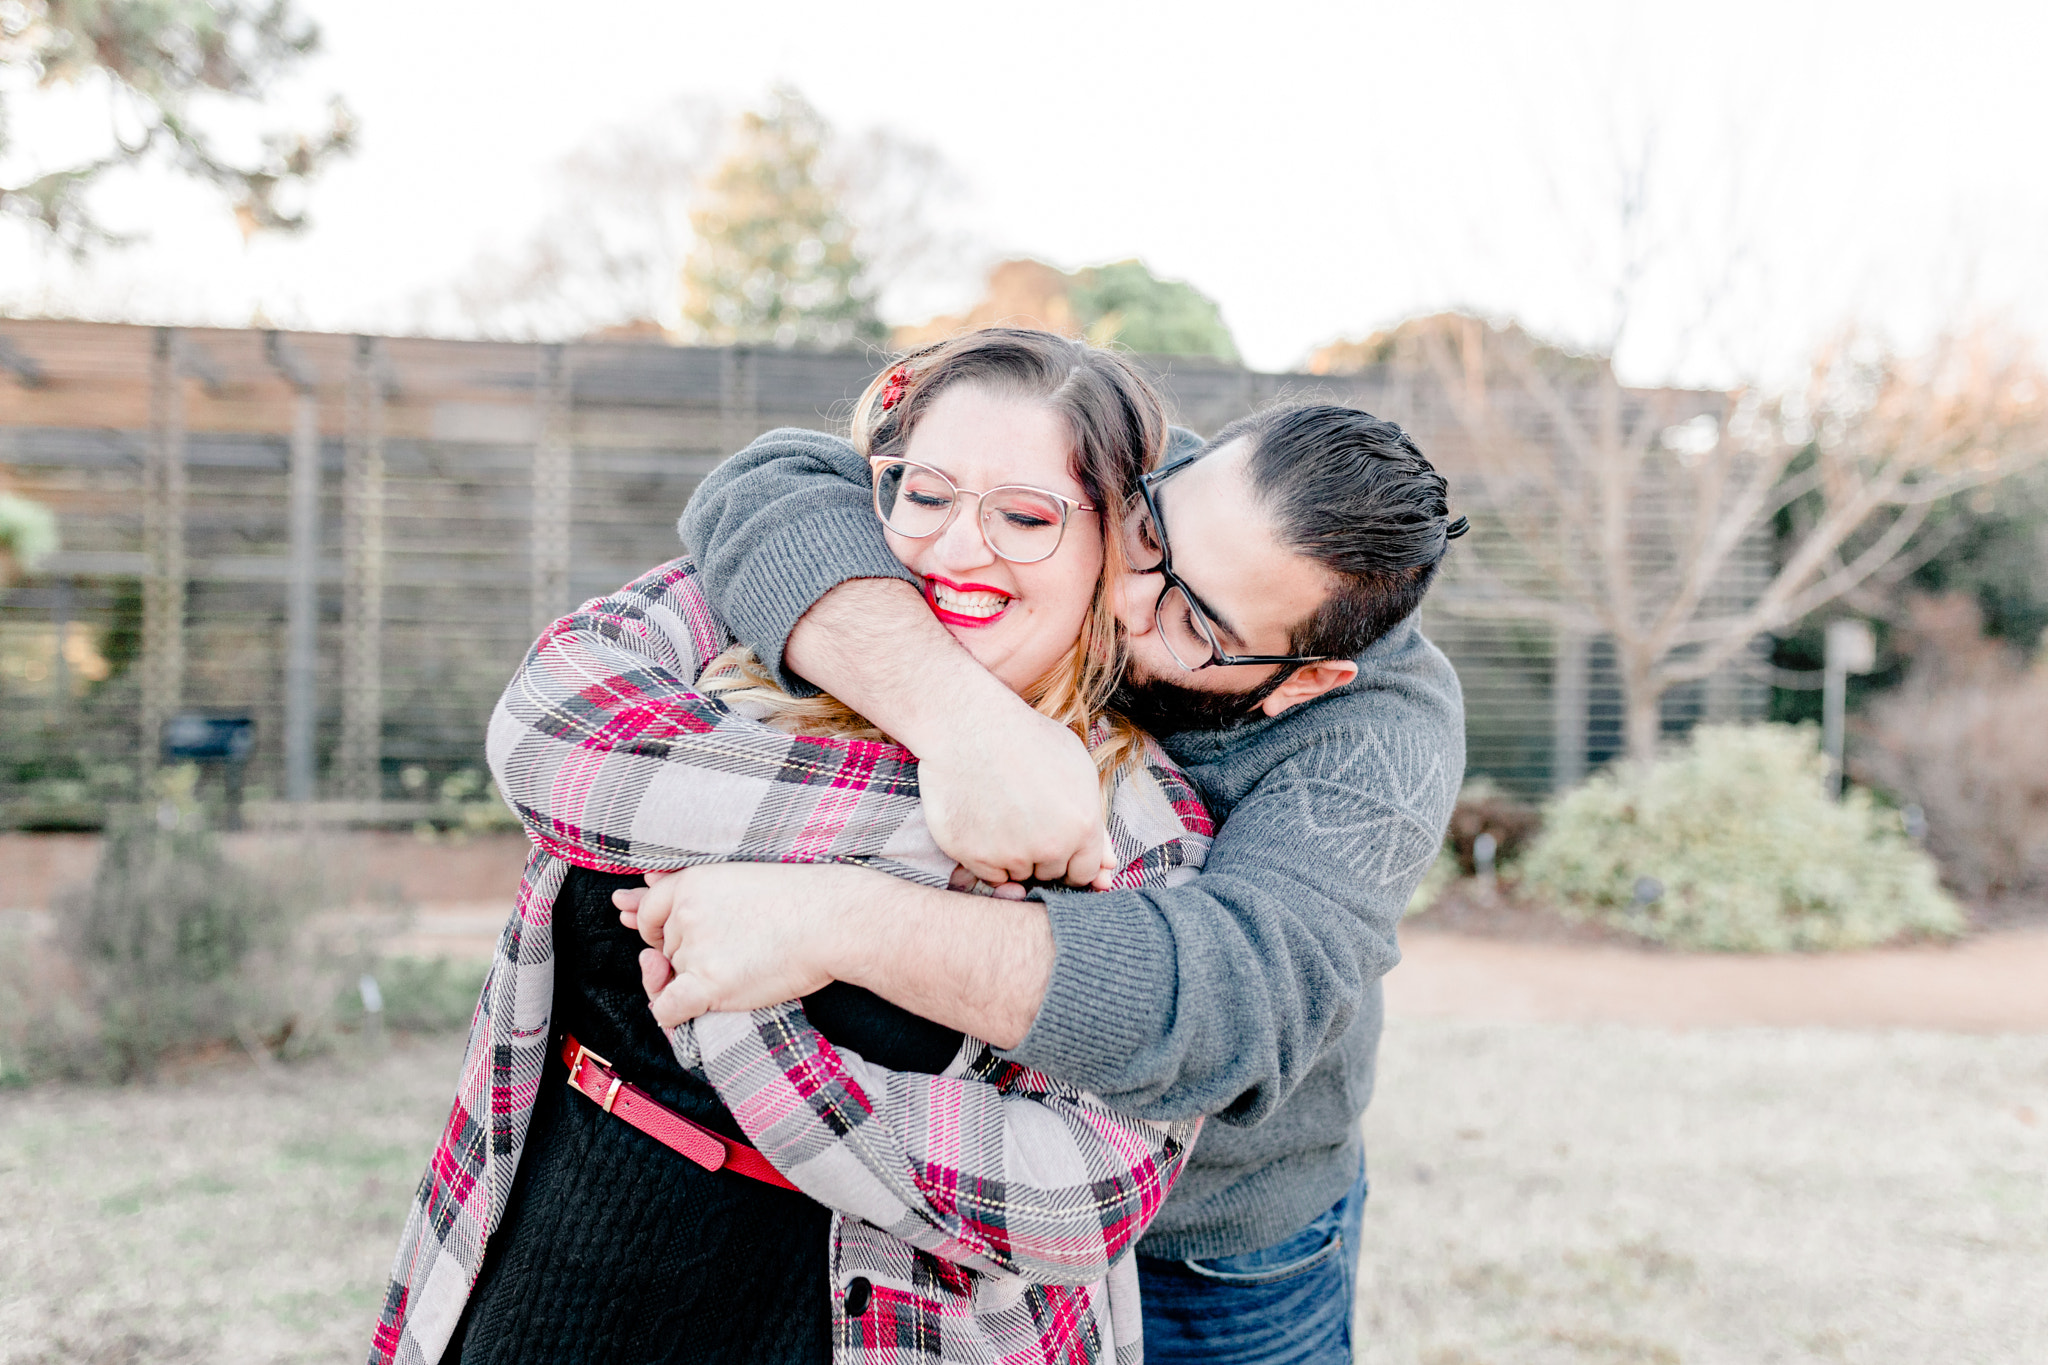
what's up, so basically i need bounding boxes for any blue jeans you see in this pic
[1137,1159,1368,1365]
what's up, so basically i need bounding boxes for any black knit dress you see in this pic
[447,866,965,1365]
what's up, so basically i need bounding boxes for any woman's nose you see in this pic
[931,502,998,571]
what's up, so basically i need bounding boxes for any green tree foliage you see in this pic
[681,87,883,350]
[0,0,354,251]
[1903,466,2048,650]
[1521,724,1961,951]
[1068,259,1238,360]
[0,492,59,580]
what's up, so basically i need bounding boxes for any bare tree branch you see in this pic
[1411,315,2048,762]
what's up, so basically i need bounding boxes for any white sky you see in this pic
[3,0,2044,383]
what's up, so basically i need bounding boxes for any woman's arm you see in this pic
[486,556,928,876]
[693,1002,1198,1285]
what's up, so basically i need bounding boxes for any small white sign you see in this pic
[1826,619,1877,675]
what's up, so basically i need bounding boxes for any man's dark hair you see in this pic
[1210,402,1457,660]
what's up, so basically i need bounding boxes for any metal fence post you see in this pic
[285,380,322,801]
[1552,626,1589,790]
[268,331,324,804]
[140,327,187,778]
[530,344,573,637]
[338,337,386,804]
[718,346,755,465]
[50,575,73,726]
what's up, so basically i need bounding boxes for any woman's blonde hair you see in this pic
[703,327,1168,796]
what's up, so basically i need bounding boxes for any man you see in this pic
[624,400,1465,1362]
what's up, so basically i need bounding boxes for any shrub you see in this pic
[55,767,342,1078]
[0,924,90,1085]
[1857,594,2048,896]
[1406,778,1543,917]
[1520,724,1962,951]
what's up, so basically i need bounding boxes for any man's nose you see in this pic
[1114,570,1162,635]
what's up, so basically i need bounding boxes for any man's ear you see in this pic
[1259,659,1359,717]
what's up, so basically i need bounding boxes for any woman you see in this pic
[372,330,1213,1365]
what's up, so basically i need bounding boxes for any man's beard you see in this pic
[1110,667,1293,737]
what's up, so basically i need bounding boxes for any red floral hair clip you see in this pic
[879,365,912,412]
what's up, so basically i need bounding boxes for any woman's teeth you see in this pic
[931,583,1012,618]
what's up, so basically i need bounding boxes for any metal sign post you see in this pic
[1822,619,1876,799]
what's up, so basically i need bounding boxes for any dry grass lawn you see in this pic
[0,1035,461,1364]
[0,1022,2042,1364]
[1358,1022,2048,1364]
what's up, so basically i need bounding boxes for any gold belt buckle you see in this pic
[567,1040,616,1104]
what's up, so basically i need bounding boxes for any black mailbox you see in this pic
[163,714,256,764]
[162,714,256,827]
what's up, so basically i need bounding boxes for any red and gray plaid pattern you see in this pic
[371,559,1213,1365]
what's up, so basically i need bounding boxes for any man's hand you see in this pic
[616,860,1056,1048]
[616,864,851,1025]
[786,578,1114,887]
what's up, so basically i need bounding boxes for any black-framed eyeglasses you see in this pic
[1123,453,1335,673]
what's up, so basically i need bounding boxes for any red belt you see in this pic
[560,1034,799,1192]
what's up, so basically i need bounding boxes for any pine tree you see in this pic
[682,88,884,350]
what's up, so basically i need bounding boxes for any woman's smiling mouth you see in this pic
[924,575,1014,628]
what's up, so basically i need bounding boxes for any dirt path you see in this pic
[0,831,531,915]
[1390,924,2048,1032]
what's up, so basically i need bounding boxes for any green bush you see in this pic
[1520,724,1963,951]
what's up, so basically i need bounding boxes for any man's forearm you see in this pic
[826,873,1054,1051]
[786,579,1113,888]
[783,578,1023,757]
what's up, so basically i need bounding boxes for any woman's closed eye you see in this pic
[904,489,953,510]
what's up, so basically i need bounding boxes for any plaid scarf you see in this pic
[371,558,1213,1365]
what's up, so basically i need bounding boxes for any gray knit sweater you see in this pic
[679,428,1465,1259]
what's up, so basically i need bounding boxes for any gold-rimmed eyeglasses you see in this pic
[869,457,1096,565]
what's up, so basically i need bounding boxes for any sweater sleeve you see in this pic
[678,426,919,696]
[1006,662,1466,1127]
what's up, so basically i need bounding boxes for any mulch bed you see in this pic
[1406,880,1639,946]
[1967,891,2048,933]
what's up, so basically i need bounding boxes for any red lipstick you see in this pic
[923,575,1013,629]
